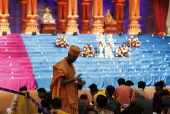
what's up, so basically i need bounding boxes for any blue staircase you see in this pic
[21,34,170,90]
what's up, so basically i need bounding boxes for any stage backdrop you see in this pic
[9,0,157,34]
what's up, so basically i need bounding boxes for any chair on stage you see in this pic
[104,9,118,34]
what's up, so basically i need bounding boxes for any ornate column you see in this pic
[66,0,79,34]
[81,0,91,33]
[57,0,68,33]
[21,0,27,33]
[0,0,11,34]
[166,0,170,36]
[128,0,141,34]
[111,0,125,33]
[24,0,39,34]
[91,0,104,34]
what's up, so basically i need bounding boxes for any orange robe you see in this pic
[50,57,78,114]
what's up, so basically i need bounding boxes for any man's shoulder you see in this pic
[132,96,152,103]
[53,58,66,68]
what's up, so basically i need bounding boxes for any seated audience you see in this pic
[6,86,38,114]
[131,81,149,100]
[105,85,121,114]
[37,88,52,114]
[50,98,68,114]
[89,84,105,105]
[132,105,144,114]
[114,78,131,107]
[121,88,153,114]
[85,108,98,114]
[159,90,170,114]
[80,94,90,108]
[153,81,164,113]
[161,107,170,114]
[96,95,114,114]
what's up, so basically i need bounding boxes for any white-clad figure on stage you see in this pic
[96,32,106,57]
[43,8,55,23]
[105,34,114,57]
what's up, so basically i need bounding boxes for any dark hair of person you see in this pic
[154,82,164,89]
[90,88,98,93]
[162,107,170,114]
[96,95,107,108]
[51,98,62,109]
[138,81,146,89]
[78,84,83,90]
[132,105,144,114]
[89,84,97,90]
[161,90,170,96]
[159,81,166,87]
[106,85,115,95]
[85,108,98,114]
[80,94,87,100]
[118,78,125,85]
[19,86,27,91]
[125,80,134,86]
[37,88,46,93]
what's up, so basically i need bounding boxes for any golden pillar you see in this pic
[21,0,27,33]
[57,0,68,33]
[128,0,141,34]
[91,0,104,34]
[112,0,125,33]
[81,0,91,33]
[66,0,79,34]
[0,0,11,34]
[24,0,39,34]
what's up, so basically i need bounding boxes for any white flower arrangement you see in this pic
[116,44,131,57]
[81,44,96,57]
[127,35,141,47]
[55,35,69,47]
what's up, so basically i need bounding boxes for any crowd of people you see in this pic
[5,45,170,114]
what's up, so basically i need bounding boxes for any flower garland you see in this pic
[55,35,69,47]
[126,35,141,47]
[116,44,131,57]
[81,44,96,57]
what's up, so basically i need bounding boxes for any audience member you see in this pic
[89,84,105,105]
[78,83,88,114]
[80,94,90,108]
[159,90,170,114]
[78,98,88,114]
[85,108,98,114]
[114,78,131,107]
[161,107,170,114]
[37,88,52,114]
[131,81,149,100]
[132,105,144,114]
[153,81,164,113]
[125,80,134,87]
[121,88,153,114]
[160,81,170,91]
[96,95,114,114]
[50,98,68,114]
[105,85,121,114]
[6,86,38,114]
